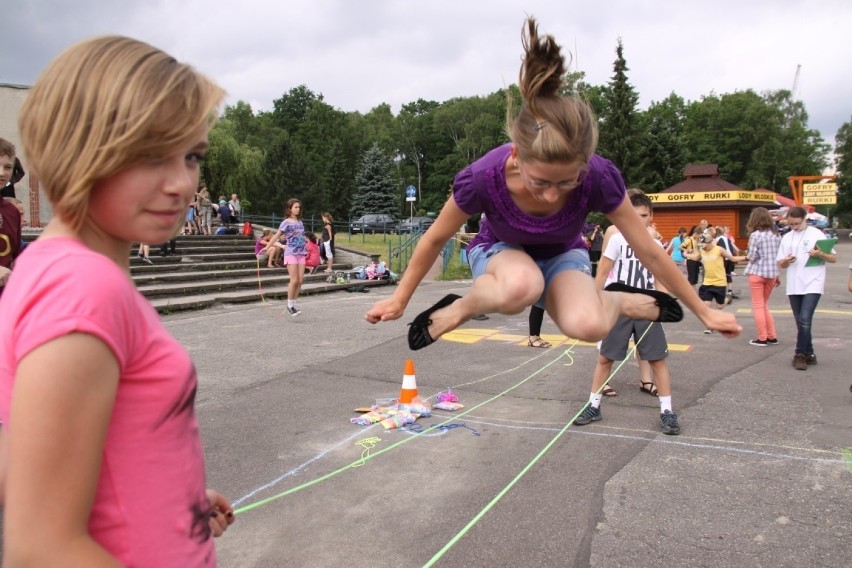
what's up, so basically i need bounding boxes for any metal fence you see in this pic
[241,214,398,244]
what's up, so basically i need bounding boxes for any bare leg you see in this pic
[638,358,654,388]
[423,249,544,342]
[647,359,671,397]
[591,355,615,393]
[287,263,305,301]
[545,271,664,343]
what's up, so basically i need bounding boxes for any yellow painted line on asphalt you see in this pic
[736,308,852,316]
[449,328,495,337]
[443,328,692,351]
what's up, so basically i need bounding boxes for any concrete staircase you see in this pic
[129,235,392,313]
[15,229,390,314]
[19,231,393,314]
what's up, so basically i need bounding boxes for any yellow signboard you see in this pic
[804,195,837,205]
[648,191,776,204]
[803,182,837,205]
[803,183,837,193]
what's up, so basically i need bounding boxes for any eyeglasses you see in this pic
[519,162,587,191]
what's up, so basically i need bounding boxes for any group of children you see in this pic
[7,14,839,566]
[256,228,322,271]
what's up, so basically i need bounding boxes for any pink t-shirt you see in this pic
[0,237,216,567]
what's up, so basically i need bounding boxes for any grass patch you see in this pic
[437,259,472,280]
[340,232,473,280]
[436,239,472,281]
[339,233,410,259]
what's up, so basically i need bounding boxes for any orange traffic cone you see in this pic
[398,359,419,404]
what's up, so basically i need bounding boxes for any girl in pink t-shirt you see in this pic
[0,37,235,566]
[305,232,321,272]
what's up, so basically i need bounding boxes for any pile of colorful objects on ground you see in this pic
[350,360,463,430]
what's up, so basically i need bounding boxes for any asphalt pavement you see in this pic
[168,240,852,567]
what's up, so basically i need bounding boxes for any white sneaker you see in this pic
[704,329,716,334]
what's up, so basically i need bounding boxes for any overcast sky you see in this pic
[4,0,850,152]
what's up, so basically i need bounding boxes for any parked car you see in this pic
[350,213,397,234]
[397,216,435,234]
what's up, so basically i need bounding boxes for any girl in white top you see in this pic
[776,207,837,369]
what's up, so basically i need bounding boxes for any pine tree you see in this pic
[599,39,640,183]
[351,143,399,218]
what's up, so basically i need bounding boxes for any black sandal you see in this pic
[604,282,683,323]
[639,381,659,396]
[407,294,462,350]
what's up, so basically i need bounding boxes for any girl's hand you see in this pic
[206,489,235,537]
[365,297,405,323]
[701,310,742,338]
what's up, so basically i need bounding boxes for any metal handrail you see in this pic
[387,227,424,274]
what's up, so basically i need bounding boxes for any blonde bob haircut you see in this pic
[507,17,598,166]
[19,36,225,232]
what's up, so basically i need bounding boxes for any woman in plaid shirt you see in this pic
[743,207,782,346]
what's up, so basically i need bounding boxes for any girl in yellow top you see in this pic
[687,230,746,334]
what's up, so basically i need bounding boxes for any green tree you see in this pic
[351,143,400,217]
[682,89,829,193]
[560,70,607,118]
[202,119,264,210]
[362,103,399,156]
[397,99,444,213]
[222,101,257,145]
[634,93,688,191]
[429,93,507,212]
[272,85,323,134]
[683,90,781,186]
[598,39,640,182]
[834,118,852,225]
[755,90,829,193]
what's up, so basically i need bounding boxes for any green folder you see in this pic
[805,238,837,267]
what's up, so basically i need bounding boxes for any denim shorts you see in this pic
[467,242,592,308]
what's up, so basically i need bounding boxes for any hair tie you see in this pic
[534,121,548,131]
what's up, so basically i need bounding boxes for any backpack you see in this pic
[241,221,253,236]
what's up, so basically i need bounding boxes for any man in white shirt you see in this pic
[776,207,837,370]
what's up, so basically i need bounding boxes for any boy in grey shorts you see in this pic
[574,189,681,435]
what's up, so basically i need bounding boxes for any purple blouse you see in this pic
[454,144,626,260]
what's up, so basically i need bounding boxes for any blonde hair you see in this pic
[507,17,598,165]
[19,36,225,231]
